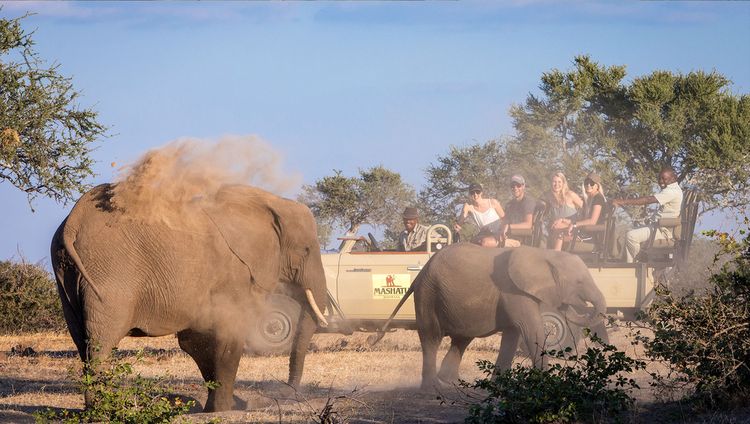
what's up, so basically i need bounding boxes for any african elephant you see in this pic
[376,243,608,389]
[50,183,328,412]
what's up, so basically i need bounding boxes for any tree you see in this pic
[1,13,107,206]
[419,140,516,237]
[509,55,750,216]
[299,166,415,248]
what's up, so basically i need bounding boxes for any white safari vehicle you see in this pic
[246,190,699,355]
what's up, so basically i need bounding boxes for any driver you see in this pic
[398,207,430,252]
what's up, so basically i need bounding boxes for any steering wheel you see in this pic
[367,233,382,252]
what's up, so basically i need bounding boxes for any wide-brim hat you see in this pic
[402,207,419,219]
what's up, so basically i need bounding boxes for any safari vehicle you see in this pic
[248,191,699,355]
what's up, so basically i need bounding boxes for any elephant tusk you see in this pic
[305,289,329,328]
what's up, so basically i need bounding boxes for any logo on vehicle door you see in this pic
[372,274,410,299]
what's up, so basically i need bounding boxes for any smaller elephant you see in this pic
[373,243,608,389]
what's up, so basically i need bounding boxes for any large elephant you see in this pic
[376,243,608,389]
[50,183,328,412]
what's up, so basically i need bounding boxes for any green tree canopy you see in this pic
[419,140,515,227]
[1,13,107,205]
[508,55,750,215]
[299,166,415,248]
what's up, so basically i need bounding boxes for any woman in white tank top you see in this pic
[454,183,505,234]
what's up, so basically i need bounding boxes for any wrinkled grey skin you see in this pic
[51,184,327,412]
[413,243,608,389]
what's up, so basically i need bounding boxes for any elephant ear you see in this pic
[202,185,282,292]
[507,247,565,305]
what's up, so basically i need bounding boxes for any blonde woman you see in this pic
[454,182,505,235]
[547,171,583,250]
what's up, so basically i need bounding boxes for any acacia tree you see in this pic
[509,55,750,215]
[299,166,415,249]
[1,14,107,206]
[418,140,514,228]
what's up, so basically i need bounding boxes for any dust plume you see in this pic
[112,135,300,224]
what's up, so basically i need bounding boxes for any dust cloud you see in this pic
[111,135,301,225]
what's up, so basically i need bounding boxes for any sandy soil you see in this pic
[0,328,747,423]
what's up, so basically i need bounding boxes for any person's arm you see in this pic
[490,198,505,219]
[454,203,470,231]
[573,204,602,228]
[571,192,584,210]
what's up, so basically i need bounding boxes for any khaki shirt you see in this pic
[654,182,683,219]
[399,223,430,252]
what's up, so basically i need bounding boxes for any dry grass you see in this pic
[0,328,748,423]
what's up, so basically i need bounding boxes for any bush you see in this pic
[34,350,195,423]
[462,335,644,424]
[0,259,66,333]
[640,218,750,409]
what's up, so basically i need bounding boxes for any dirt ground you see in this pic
[0,328,748,423]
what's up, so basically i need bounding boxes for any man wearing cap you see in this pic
[398,207,430,252]
[500,174,537,245]
[611,167,683,263]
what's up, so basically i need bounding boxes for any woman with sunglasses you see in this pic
[454,183,505,242]
[547,171,584,250]
[566,172,607,243]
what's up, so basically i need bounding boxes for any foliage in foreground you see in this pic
[639,218,750,409]
[463,336,644,424]
[0,259,65,333]
[34,351,194,423]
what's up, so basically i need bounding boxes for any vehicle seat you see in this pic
[641,189,700,268]
[567,202,616,267]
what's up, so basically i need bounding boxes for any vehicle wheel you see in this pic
[517,308,578,356]
[540,310,568,350]
[245,294,301,356]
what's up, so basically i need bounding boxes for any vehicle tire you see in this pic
[245,294,301,356]
[518,307,578,356]
[542,311,577,353]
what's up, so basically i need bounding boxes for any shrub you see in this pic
[462,335,644,424]
[640,218,750,408]
[34,350,195,423]
[0,259,66,333]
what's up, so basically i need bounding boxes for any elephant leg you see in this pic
[288,311,317,389]
[177,329,243,412]
[438,336,473,384]
[501,296,548,369]
[82,312,131,409]
[418,329,442,390]
[496,327,520,371]
[517,312,547,369]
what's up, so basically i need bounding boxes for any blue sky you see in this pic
[1,1,749,264]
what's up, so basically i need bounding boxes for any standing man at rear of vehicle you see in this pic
[398,207,430,252]
[611,167,683,263]
[501,174,537,247]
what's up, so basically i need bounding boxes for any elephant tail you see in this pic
[366,272,421,346]
[51,218,96,360]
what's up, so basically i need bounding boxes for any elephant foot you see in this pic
[420,377,449,392]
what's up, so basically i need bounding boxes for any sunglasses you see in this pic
[469,190,482,195]
[584,180,598,187]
